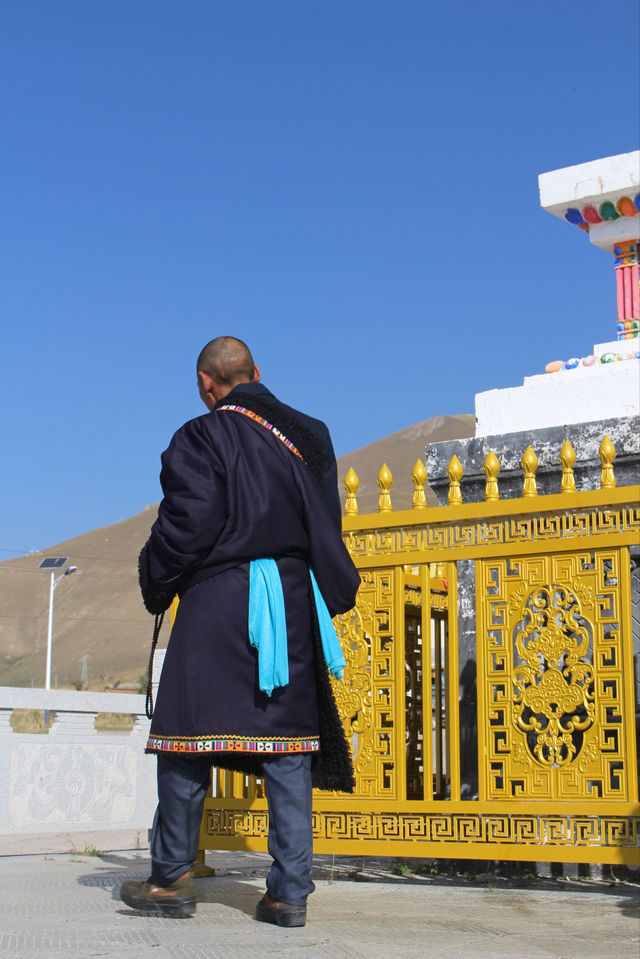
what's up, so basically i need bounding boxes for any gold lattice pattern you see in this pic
[331,570,400,798]
[477,549,636,802]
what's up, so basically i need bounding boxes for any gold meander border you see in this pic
[344,504,640,560]
[205,809,640,847]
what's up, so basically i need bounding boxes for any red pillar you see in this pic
[614,241,640,340]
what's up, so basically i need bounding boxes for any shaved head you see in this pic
[197,336,256,388]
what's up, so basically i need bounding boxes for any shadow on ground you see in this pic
[75,852,265,921]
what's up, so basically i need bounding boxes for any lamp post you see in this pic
[38,558,77,690]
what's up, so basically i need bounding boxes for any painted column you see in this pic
[538,153,640,345]
[614,240,639,340]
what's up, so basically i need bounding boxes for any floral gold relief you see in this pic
[478,550,631,802]
[511,584,595,767]
[330,570,398,798]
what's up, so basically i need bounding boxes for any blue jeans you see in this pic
[150,752,315,906]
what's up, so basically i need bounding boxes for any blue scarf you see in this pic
[248,559,346,696]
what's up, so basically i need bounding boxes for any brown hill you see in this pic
[0,507,160,689]
[0,413,474,688]
[337,413,475,514]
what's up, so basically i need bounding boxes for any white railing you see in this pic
[0,665,164,852]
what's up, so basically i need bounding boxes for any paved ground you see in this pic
[0,849,637,959]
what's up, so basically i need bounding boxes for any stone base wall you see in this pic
[424,415,639,505]
[0,687,158,850]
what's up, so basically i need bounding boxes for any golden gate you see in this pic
[198,436,640,865]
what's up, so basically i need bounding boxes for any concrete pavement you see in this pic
[0,849,638,959]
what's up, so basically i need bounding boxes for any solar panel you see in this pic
[38,557,69,569]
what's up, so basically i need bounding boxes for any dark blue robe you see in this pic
[143,386,360,789]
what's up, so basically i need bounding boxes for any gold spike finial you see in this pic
[446,455,463,506]
[483,451,500,502]
[559,440,576,494]
[599,435,616,489]
[377,463,393,512]
[521,446,538,497]
[411,459,428,510]
[344,467,360,515]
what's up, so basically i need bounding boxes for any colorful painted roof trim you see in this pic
[564,193,640,229]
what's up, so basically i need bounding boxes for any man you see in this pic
[120,336,360,926]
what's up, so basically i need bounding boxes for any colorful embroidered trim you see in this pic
[147,735,320,754]
[216,404,304,462]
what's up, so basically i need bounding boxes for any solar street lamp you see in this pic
[38,558,77,690]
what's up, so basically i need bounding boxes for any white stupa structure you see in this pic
[425,150,640,503]
[476,151,639,436]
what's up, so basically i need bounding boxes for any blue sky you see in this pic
[1,1,638,558]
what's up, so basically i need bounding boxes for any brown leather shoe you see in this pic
[255,894,307,927]
[120,873,196,917]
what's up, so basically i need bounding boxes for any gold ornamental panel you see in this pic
[200,484,640,867]
[329,568,403,799]
[477,548,637,802]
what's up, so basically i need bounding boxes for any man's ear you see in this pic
[198,370,212,395]
[252,364,261,383]
[197,370,217,409]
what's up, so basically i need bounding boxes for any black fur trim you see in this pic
[138,540,176,615]
[308,579,356,793]
[216,391,325,487]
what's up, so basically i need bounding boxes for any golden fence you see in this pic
[199,437,640,865]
